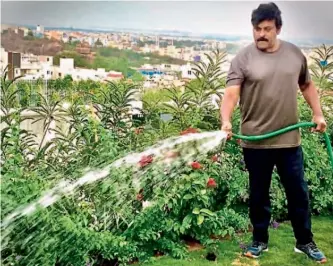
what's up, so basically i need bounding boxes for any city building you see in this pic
[0,47,9,73]
[0,47,21,80]
[181,63,196,80]
[36,25,44,34]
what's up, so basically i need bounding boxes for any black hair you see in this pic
[251,2,282,29]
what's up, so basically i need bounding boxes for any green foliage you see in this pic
[161,49,226,130]
[54,51,91,68]
[95,47,186,76]
[130,72,145,82]
[1,45,332,265]
[225,43,242,54]
[93,55,131,76]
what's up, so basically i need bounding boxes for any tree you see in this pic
[130,72,145,82]
[54,51,91,68]
[95,38,103,47]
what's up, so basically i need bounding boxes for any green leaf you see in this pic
[192,179,203,186]
[197,215,205,225]
[183,194,193,200]
[182,214,192,227]
[192,208,200,214]
[200,208,215,217]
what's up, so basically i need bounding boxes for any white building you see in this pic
[181,63,196,80]
[62,33,69,43]
[0,47,8,73]
[36,25,44,34]
[159,64,181,72]
[14,54,54,80]
[3,50,124,82]
[142,44,152,53]
[52,58,119,82]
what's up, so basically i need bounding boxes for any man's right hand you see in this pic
[220,84,240,141]
[221,121,233,140]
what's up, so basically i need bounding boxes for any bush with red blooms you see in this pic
[191,161,202,170]
[138,155,153,168]
[207,178,217,188]
[180,127,199,135]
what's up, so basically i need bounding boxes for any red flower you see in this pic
[180,127,199,135]
[135,127,143,135]
[136,189,144,201]
[191,161,202,170]
[211,155,218,162]
[136,193,144,201]
[138,155,153,168]
[207,178,217,188]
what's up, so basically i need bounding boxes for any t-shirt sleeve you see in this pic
[226,55,245,87]
[298,55,311,88]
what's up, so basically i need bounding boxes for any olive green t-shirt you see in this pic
[226,40,311,148]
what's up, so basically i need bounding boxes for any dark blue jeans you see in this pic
[243,146,313,245]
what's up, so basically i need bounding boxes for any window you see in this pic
[37,70,39,72]
[187,70,192,75]
[58,73,62,77]
[47,57,50,62]
[47,71,50,75]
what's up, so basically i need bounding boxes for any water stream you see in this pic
[1,130,228,254]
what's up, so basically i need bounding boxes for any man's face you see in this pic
[253,20,280,51]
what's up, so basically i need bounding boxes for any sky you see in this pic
[2,1,333,40]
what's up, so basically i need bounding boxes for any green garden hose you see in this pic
[232,122,333,170]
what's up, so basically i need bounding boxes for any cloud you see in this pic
[1,1,333,40]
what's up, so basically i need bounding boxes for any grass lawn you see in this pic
[145,216,333,266]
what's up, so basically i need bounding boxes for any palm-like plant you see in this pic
[163,86,192,129]
[162,49,227,130]
[30,93,64,151]
[1,65,24,116]
[141,98,162,128]
[309,44,333,94]
[186,49,227,109]
[95,80,138,132]
[46,101,91,168]
[1,66,38,163]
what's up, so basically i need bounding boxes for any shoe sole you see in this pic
[294,247,327,264]
[244,248,268,259]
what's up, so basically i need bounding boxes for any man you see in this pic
[220,2,327,263]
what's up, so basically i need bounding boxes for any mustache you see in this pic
[257,37,269,42]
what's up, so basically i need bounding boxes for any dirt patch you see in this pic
[231,254,260,266]
[186,241,204,251]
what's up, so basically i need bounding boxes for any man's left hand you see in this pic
[312,115,327,133]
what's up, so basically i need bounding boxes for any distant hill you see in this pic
[1,31,63,55]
